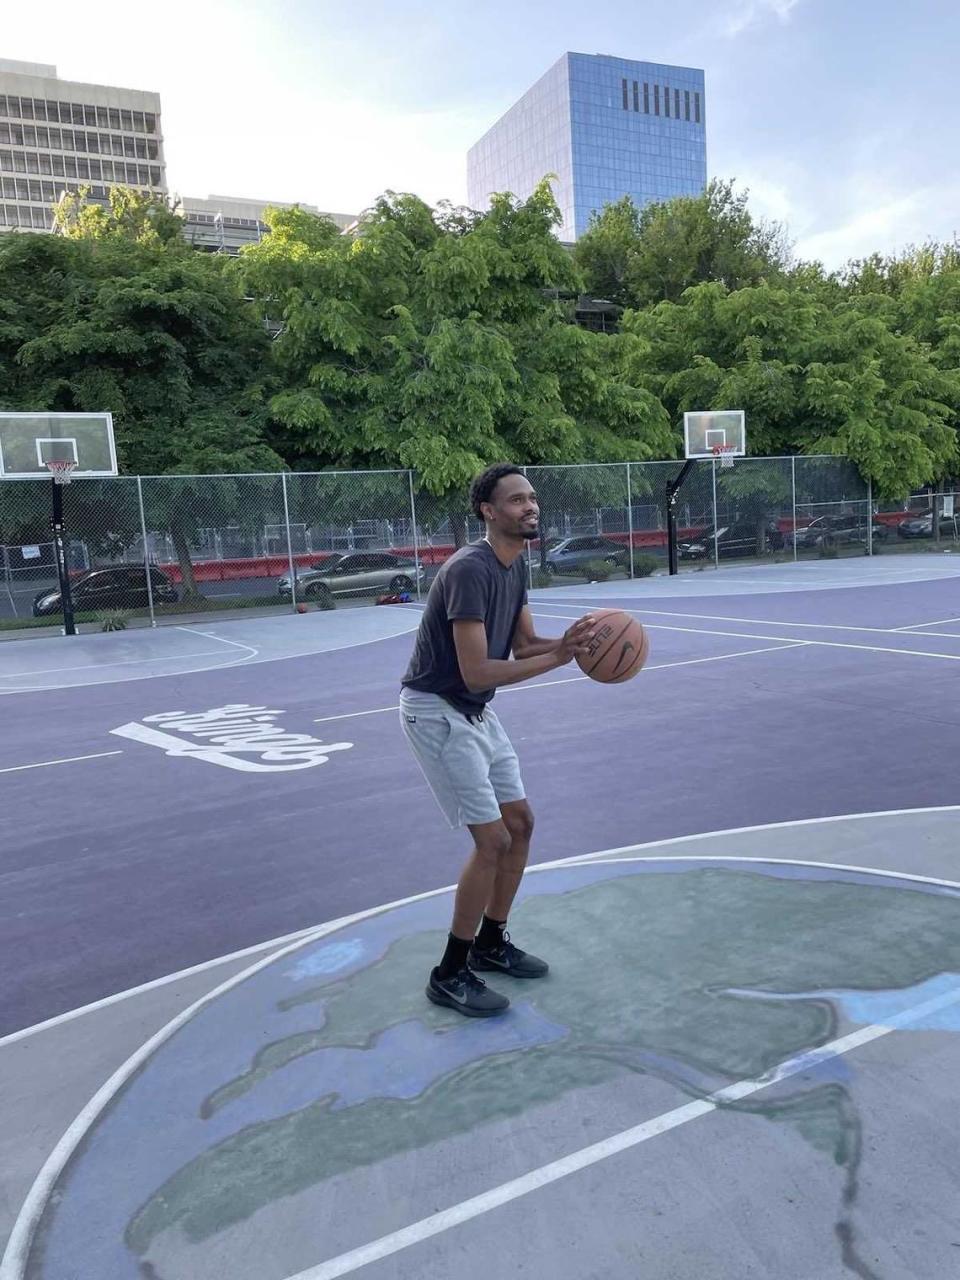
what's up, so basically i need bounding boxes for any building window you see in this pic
[32,99,47,121]
[120,109,133,131]
[46,100,59,122]
[633,81,639,111]
[96,107,109,129]
[21,99,35,119]
[675,88,681,118]
[108,108,120,130]
[643,83,650,113]
[84,106,97,126]
[133,111,145,132]
[145,113,156,133]
[685,90,691,120]
[654,85,660,115]
[621,78,628,110]
[71,103,85,124]
[695,92,701,123]
[664,85,670,117]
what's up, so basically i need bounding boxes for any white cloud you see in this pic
[795,186,960,267]
[721,0,801,38]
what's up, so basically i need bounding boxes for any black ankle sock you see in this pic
[437,933,472,979]
[476,915,506,951]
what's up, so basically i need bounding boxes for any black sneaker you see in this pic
[469,932,549,979]
[426,966,510,1017]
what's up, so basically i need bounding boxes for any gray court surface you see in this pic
[2,557,960,1280]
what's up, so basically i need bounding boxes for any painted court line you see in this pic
[6,818,960,1052]
[0,649,228,679]
[282,984,960,1280]
[545,605,940,637]
[5,848,960,1280]
[313,641,805,726]
[0,750,123,776]
[532,601,960,664]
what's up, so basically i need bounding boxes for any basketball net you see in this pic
[46,459,77,485]
[711,444,736,469]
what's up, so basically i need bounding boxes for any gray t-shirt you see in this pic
[402,541,528,716]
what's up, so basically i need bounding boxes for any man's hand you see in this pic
[555,615,596,665]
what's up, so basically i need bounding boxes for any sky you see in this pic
[4,0,959,267]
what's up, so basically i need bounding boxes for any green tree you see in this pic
[241,181,673,542]
[624,279,960,497]
[0,194,282,593]
[575,180,791,308]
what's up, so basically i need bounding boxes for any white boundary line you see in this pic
[0,751,122,776]
[312,641,806,726]
[893,615,960,631]
[5,804,960,1052]
[0,614,424,697]
[285,984,960,1280]
[0,649,228,679]
[531,601,960,664]
[3,835,960,1280]
[539,605,942,636]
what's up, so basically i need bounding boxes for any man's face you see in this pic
[484,473,540,540]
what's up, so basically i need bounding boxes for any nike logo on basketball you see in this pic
[611,641,635,675]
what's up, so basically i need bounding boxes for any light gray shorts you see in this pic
[399,688,525,828]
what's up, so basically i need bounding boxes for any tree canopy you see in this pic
[1,180,959,500]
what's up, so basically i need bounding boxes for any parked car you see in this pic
[33,566,178,616]
[795,514,889,548]
[278,552,424,602]
[540,536,630,576]
[679,521,785,561]
[896,510,960,539]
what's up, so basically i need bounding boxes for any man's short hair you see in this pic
[469,463,524,520]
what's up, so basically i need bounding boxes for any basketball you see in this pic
[296,603,309,614]
[576,609,649,683]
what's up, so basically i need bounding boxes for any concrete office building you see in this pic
[0,58,165,234]
[468,52,706,242]
[180,195,356,254]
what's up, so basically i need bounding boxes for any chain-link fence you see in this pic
[0,459,955,635]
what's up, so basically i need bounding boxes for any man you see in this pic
[401,463,595,1017]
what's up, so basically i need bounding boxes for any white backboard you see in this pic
[0,412,117,478]
[683,410,746,460]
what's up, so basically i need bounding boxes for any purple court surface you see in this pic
[2,556,960,1280]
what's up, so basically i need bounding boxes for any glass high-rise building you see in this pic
[467,52,706,242]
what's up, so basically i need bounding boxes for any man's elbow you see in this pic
[460,665,487,694]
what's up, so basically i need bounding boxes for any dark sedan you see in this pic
[795,514,889,548]
[897,510,960,539]
[33,566,178,616]
[680,521,786,561]
[541,536,630,575]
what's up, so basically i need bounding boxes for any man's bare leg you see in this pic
[486,799,534,922]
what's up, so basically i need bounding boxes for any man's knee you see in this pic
[473,821,512,865]
[502,801,534,844]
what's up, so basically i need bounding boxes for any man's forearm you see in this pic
[512,635,560,660]
[465,649,565,692]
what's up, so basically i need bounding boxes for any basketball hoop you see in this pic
[711,444,736,469]
[46,459,77,485]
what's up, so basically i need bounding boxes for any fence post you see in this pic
[791,455,798,562]
[136,476,156,627]
[522,466,534,591]
[408,470,422,602]
[281,471,298,611]
[711,458,719,569]
[626,462,635,580]
[866,477,873,557]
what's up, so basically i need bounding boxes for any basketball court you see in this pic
[3,414,960,1278]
